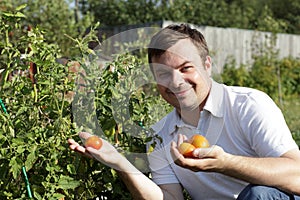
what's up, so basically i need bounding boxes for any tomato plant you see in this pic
[0,7,171,199]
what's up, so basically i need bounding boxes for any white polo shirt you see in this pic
[148,80,298,200]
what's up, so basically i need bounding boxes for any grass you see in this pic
[281,97,300,146]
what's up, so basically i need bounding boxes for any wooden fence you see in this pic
[98,20,300,72]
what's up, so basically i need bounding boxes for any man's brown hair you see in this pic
[148,24,209,67]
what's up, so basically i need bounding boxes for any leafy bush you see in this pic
[0,7,80,199]
[0,7,171,199]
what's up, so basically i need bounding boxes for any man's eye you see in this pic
[181,66,192,72]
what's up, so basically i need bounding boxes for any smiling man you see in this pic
[150,38,212,126]
[68,23,300,199]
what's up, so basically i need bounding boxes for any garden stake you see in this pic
[22,166,33,198]
[0,98,33,198]
[0,98,7,114]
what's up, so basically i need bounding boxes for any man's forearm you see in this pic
[116,159,164,200]
[223,149,300,195]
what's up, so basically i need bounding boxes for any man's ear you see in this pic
[205,56,212,76]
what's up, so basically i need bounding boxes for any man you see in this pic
[68,24,300,199]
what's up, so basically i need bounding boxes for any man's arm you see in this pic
[68,132,184,200]
[222,148,300,195]
[159,184,185,200]
[118,169,184,200]
[171,140,300,195]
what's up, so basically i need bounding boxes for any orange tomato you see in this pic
[85,135,103,150]
[178,142,196,158]
[190,134,210,148]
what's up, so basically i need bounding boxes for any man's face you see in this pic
[151,39,212,112]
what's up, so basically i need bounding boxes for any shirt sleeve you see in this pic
[238,90,298,157]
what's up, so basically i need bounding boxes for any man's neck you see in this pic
[179,109,201,127]
[177,94,209,127]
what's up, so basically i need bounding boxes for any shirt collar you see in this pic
[203,80,224,118]
[166,111,196,136]
[151,109,184,135]
[152,80,224,135]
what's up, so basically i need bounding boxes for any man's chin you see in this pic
[177,103,199,112]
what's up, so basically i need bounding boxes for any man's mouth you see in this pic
[167,87,193,97]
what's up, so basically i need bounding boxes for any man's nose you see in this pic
[169,70,184,88]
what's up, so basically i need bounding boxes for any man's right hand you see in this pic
[68,132,125,170]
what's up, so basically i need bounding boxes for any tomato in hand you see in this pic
[190,134,210,148]
[178,142,196,158]
[85,135,103,150]
[178,134,210,158]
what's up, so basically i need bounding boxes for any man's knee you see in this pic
[237,184,290,200]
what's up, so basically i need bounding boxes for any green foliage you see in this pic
[222,59,252,87]
[84,0,162,26]
[221,35,300,146]
[83,0,299,34]
[0,7,171,199]
[263,0,300,34]
[0,0,93,57]
[0,7,81,199]
[282,98,300,146]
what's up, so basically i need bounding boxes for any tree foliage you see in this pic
[82,0,300,34]
[0,0,93,57]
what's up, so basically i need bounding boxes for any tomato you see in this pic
[190,134,210,148]
[85,135,103,150]
[178,142,196,157]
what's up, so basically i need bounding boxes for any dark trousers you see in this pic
[237,184,300,200]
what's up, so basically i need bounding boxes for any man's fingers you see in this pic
[68,139,85,152]
[74,145,93,158]
[78,132,92,139]
[75,145,88,153]
[171,141,184,161]
[68,138,94,158]
[177,134,188,146]
[193,146,214,158]
[67,138,76,145]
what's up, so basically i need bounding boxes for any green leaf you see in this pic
[16,146,25,154]
[144,136,153,143]
[2,12,26,18]
[16,4,27,11]
[51,193,65,200]
[15,12,26,18]
[25,148,37,171]
[2,12,14,17]
[57,175,80,190]
[11,138,24,145]
[66,164,76,175]
[8,126,15,137]
[9,157,22,179]
[3,191,13,197]
[33,191,42,200]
